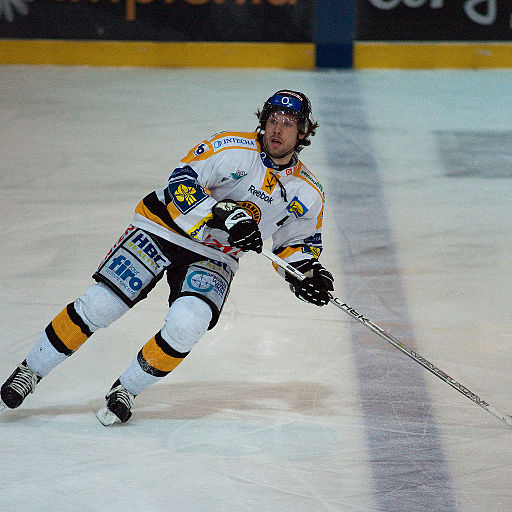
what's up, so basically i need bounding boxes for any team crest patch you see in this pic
[287,196,308,218]
[168,166,208,214]
[175,184,197,206]
[237,201,261,223]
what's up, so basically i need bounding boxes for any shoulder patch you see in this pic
[287,196,309,218]
[167,165,209,214]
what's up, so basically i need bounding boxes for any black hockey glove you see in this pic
[207,200,263,253]
[286,259,334,306]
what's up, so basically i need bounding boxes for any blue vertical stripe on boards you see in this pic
[315,0,355,68]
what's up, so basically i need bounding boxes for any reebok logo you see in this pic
[248,185,273,204]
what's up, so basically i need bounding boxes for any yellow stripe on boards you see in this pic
[354,42,512,69]
[0,39,315,69]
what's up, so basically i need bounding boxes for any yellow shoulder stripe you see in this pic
[294,163,325,202]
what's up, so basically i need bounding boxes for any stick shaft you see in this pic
[262,248,512,429]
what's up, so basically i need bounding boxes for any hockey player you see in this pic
[0,89,334,425]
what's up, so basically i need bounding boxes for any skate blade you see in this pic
[96,405,121,426]
[0,400,6,413]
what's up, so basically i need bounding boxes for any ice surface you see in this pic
[1,66,511,511]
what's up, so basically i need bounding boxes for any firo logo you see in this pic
[108,255,143,291]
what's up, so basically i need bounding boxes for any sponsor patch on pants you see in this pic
[95,226,170,304]
[181,259,232,311]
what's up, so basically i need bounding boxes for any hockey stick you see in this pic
[262,247,512,429]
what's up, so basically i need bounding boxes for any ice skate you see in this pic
[0,360,42,411]
[96,379,135,426]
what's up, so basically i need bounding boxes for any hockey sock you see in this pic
[25,302,94,378]
[45,302,94,355]
[119,332,190,396]
[26,332,67,377]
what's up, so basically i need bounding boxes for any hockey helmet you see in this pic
[258,90,314,135]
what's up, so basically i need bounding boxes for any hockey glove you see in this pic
[286,259,334,306]
[207,200,263,253]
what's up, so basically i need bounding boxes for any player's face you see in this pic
[263,112,305,165]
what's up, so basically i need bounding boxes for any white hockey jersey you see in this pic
[132,131,325,274]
